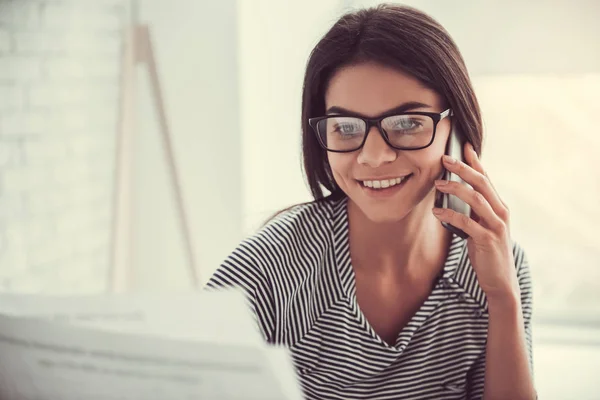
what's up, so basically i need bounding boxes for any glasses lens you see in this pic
[381,114,434,149]
[317,117,366,151]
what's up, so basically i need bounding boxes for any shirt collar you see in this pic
[329,196,487,311]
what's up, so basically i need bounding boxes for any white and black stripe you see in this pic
[206,197,533,400]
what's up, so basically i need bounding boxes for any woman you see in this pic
[206,4,536,400]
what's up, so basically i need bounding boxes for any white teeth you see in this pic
[361,176,409,190]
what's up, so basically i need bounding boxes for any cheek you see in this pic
[425,134,448,160]
[328,153,348,173]
[408,145,445,176]
[413,147,442,165]
[327,153,355,183]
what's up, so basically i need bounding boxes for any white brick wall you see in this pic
[0,84,24,110]
[0,57,43,81]
[0,29,10,53]
[14,31,121,56]
[0,0,127,294]
[0,1,39,28]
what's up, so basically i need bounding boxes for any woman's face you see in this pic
[324,62,451,223]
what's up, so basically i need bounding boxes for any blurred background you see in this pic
[0,0,598,398]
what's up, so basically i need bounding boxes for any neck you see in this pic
[347,188,451,281]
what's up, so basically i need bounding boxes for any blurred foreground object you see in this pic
[0,289,301,399]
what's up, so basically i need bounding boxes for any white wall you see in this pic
[0,0,243,293]
[353,0,600,75]
[0,0,126,293]
[237,0,346,236]
[132,0,242,289]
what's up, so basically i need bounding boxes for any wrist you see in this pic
[487,290,521,315]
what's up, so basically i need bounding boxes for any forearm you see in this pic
[483,292,535,400]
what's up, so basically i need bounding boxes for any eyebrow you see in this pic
[326,101,433,118]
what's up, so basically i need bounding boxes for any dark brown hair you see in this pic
[264,3,483,225]
[302,3,483,202]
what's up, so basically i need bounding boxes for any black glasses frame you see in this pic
[308,108,453,153]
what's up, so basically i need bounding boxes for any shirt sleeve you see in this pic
[204,238,277,343]
[465,242,535,399]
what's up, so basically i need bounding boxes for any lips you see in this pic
[358,174,413,198]
[359,174,411,189]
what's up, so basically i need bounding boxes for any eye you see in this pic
[329,117,364,135]
[401,120,420,129]
[334,122,361,134]
[393,118,421,130]
[383,115,426,134]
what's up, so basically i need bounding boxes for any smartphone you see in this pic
[434,124,472,239]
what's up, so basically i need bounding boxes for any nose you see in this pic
[356,126,398,168]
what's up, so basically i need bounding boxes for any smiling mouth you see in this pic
[359,174,413,189]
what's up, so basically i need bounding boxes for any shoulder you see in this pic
[255,199,333,251]
[511,240,533,296]
[204,198,338,342]
[206,198,335,287]
[511,240,534,322]
[512,241,531,276]
[456,238,534,320]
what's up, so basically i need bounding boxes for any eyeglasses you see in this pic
[309,108,453,152]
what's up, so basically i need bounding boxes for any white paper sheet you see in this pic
[0,290,303,400]
[0,291,264,345]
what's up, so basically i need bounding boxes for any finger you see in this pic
[434,179,505,233]
[465,142,498,194]
[442,154,508,221]
[432,206,489,241]
[465,142,511,214]
[464,142,484,173]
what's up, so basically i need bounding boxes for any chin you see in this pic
[350,197,412,224]
[345,179,436,225]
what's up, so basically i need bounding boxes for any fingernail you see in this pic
[432,208,444,215]
[443,155,456,164]
[434,180,447,186]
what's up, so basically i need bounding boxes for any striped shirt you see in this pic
[206,196,534,400]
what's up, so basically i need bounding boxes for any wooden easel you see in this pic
[107,20,200,292]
